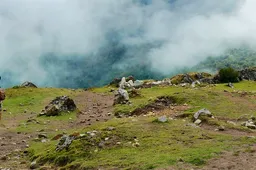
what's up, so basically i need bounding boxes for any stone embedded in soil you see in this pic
[56,135,75,151]
[242,120,256,129]
[38,134,47,139]
[158,115,168,123]
[30,161,39,169]
[194,108,213,120]
[194,119,202,125]
[215,126,225,131]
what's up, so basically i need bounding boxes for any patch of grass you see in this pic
[114,86,184,115]
[114,81,256,119]
[2,87,81,132]
[4,88,80,115]
[28,117,256,169]
[16,110,79,133]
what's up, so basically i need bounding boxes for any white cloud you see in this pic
[0,0,255,86]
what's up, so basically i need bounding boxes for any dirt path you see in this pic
[200,147,256,170]
[74,91,114,126]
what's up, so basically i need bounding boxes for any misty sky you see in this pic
[0,0,255,87]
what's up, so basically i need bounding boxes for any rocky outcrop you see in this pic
[113,88,130,105]
[239,67,256,81]
[20,81,37,88]
[39,96,76,116]
[241,117,256,129]
[110,76,135,87]
[56,135,75,151]
[194,108,213,120]
[170,72,213,85]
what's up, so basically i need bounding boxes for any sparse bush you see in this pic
[219,67,239,83]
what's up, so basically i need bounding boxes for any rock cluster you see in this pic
[109,76,135,87]
[241,117,256,129]
[39,96,76,116]
[239,67,256,81]
[170,72,213,85]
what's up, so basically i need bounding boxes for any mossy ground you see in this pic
[1,81,256,169]
[28,117,256,170]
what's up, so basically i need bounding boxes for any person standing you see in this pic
[0,76,5,121]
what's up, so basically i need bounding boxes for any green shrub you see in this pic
[219,67,239,83]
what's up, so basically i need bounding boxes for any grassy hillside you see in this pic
[1,80,255,169]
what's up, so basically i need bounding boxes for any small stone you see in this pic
[30,161,39,169]
[88,132,96,137]
[38,134,47,139]
[106,127,116,131]
[194,119,202,125]
[116,142,121,145]
[41,139,47,143]
[178,157,184,162]
[158,115,168,123]
[227,121,236,126]
[215,126,225,131]
[98,142,105,148]
[132,142,140,147]
[14,149,21,152]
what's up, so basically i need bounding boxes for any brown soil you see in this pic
[131,96,182,116]
[74,91,114,126]
[199,148,256,170]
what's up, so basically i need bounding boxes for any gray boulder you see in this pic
[194,108,213,120]
[119,77,127,89]
[39,96,76,116]
[56,135,75,151]
[113,88,130,105]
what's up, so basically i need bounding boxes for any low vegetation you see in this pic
[1,77,256,169]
